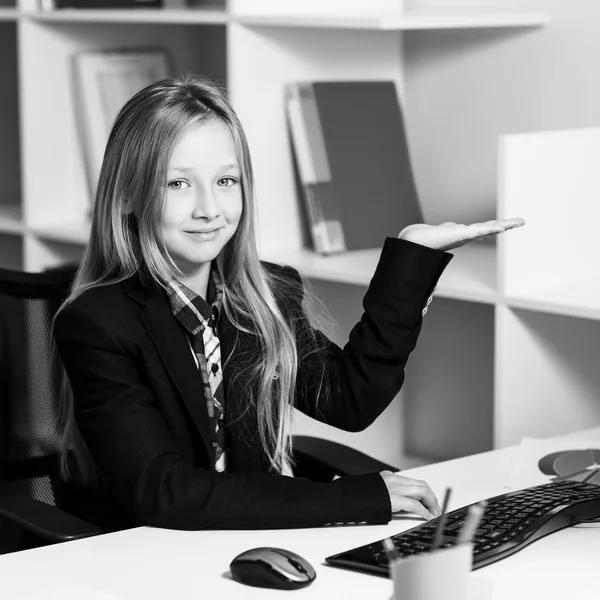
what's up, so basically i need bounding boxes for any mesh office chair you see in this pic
[0,264,101,554]
[0,264,397,555]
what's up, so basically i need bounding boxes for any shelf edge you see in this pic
[0,8,19,21]
[22,8,229,25]
[15,8,550,30]
[235,11,551,31]
[504,295,600,322]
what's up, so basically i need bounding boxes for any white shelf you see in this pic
[262,242,497,304]
[235,10,550,31]
[31,220,90,246]
[0,8,18,21]
[261,247,381,287]
[16,219,500,305]
[18,8,550,30]
[499,127,600,318]
[0,203,24,234]
[435,243,497,304]
[27,8,228,25]
[505,284,600,322]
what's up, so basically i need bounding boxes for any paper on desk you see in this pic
[504,437,600,490]
[16,586,128,600]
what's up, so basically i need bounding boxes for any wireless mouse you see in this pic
[230,546,317,590]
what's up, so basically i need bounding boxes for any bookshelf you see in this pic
[261,243,498,304]
[7,0,600,467]
[0,2,552,269]
[234,11,551,31]
[0,9,18,20]
[28,7,228,24]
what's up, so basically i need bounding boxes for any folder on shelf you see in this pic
[41,0,162,8]
[285,80,423,255]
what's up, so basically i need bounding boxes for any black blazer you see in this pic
[54,237,452,532]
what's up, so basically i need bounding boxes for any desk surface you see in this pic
[1,427,599,600]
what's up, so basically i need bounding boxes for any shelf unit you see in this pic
[27,7,229,24]
[6,0,599,467]
[261,242,498,304]
[0,2,551,268]
[233,11,551,31]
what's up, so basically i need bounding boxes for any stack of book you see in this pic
[286,80,423,255]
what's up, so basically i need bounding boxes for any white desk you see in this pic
[1,427,599,600]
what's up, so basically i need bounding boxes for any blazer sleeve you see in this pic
[291,236,453,430]
[54,302,392,531]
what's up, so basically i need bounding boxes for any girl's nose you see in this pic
[192,188,220,220]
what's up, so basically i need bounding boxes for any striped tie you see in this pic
[203,312,226,471]
[167,276,227,472]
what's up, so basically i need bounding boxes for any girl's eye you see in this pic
[167,180,190,191]
[217,177,238,187]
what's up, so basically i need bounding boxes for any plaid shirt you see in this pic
[166,272,227,472]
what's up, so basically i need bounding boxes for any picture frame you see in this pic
[72,47,172,208]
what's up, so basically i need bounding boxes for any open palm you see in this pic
[399,218,525,252]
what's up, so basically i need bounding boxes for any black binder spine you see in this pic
[46,0,163,8]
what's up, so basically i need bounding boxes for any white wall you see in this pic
[404,0,600,224]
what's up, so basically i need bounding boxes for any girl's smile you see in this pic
[183,228,222,240]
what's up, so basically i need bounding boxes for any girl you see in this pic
[53,74,524,532]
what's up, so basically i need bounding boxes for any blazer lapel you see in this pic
[218,311,268,474]
[124,275,214,463]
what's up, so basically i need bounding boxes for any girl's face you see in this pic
[161,118,243,276]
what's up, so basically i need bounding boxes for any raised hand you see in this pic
[398,218,525,252]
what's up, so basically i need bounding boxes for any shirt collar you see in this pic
[166,268,224,335]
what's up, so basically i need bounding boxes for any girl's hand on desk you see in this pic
[379,471,442,520]
[398,217,525,252]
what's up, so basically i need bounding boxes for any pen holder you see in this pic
[390,543,473,600]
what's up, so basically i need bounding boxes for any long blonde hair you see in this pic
[58,74,327,481]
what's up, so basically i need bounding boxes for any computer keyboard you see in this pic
[325,480,600,575]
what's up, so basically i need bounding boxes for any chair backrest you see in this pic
[0,264,78,507]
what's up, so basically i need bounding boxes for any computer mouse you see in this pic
[229,546,316,590]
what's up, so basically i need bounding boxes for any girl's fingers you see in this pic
[398,485,441,516]
[396,478,439,503]
[477,217,525,229]
[381,472,441,516]
[393,475,428,486]
[471,224,515,239]
[503,217,526,227]
[392,497,436,521]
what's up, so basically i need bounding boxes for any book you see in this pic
[286,80,423,254]
[41,0,162,9]
[72,48,171,208]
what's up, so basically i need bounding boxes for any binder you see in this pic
[286,80,423,254]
